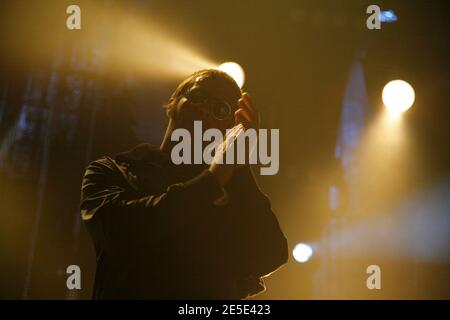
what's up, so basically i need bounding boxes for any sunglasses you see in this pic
[184,89,236,121]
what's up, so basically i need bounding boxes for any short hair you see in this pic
[164,69,241,117]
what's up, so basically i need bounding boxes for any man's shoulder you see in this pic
[82,145,157,190]
[83,156,118,180]
[87,143,164,169]
[114,143,169,166]
[83,143,169,187]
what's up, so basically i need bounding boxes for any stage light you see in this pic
[380,10,398,23]
[293,243,313,263]
[382,80,415,115]
[217,62,245,88]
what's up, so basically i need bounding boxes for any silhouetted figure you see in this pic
[80,69,288,299]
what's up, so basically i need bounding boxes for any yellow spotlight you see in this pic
[293,243,313,263]
[382,80,415,115]
[217,62,245,88]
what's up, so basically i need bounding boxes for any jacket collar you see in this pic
[114,143,171,167]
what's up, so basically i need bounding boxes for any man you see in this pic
[80,69,288,299]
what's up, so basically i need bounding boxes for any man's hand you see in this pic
[235,92,260,130]
[208,125,241,186]
[209,92,259,187]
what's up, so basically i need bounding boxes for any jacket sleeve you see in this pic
[225,166,289,279]
[80,157,224,256]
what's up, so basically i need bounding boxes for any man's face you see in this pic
[174,75,242,133]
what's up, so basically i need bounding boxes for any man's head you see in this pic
[165,69,242,132]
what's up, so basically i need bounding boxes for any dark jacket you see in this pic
[80,143,288,299]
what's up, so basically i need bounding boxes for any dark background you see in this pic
[0,0,448,299]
